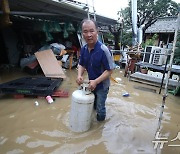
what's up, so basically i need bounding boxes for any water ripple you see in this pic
[26,140,59,148]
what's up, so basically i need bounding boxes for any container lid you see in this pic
[72,90,94,103]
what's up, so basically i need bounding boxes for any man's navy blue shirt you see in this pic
[79,41,114,90]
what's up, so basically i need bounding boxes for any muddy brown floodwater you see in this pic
[0,68,180,154]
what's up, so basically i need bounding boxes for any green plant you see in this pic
[121,32,133,47]
[142,34,158,48]
[141,66,148,70]
[140,66,148,74]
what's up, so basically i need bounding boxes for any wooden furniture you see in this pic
[66,50,75,70]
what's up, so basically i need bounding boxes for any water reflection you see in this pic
[16,135,30,144]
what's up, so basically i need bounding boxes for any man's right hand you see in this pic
[76,76,84,85]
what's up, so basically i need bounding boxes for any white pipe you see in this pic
[131,0,138,46]
[0,11,60,16]
[138,24,145,44]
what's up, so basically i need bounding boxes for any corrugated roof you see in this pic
[3,0,117,26]
[145,16,179,33]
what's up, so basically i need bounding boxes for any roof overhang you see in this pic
[2,0,117,26]
[145,16,179,34]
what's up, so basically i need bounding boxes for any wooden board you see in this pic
[35,49,66,78]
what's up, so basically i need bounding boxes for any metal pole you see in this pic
[157,12,180,132]
[86,0,90,19]
[164,13,180,95]
[92,0,96,21]
[159,49,168,94]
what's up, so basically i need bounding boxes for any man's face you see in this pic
[82,21,98,46]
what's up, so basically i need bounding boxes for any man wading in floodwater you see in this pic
[76,19,114,121]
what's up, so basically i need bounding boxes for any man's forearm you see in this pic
[78,64,85,77]
[95,70,113,84]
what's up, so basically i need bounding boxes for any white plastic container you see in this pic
[46,95,53,104]
[69,84,95,132]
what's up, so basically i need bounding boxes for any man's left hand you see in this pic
[88,80,97,91]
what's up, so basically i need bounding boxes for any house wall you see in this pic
[0,31,8,64]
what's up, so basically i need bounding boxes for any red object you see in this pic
[72,45,78,53]
[127,59,137,72]
[124,59,137,77]
[27,60,39,69]
[52,90,69,97]
[13,94,24,99]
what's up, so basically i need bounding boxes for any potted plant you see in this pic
[140,66,148,74]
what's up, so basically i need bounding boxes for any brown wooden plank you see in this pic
[35,49,66,78]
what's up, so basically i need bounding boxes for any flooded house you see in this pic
[0,0,117,72]
[145,16,178,48]
[122,16,180,95]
